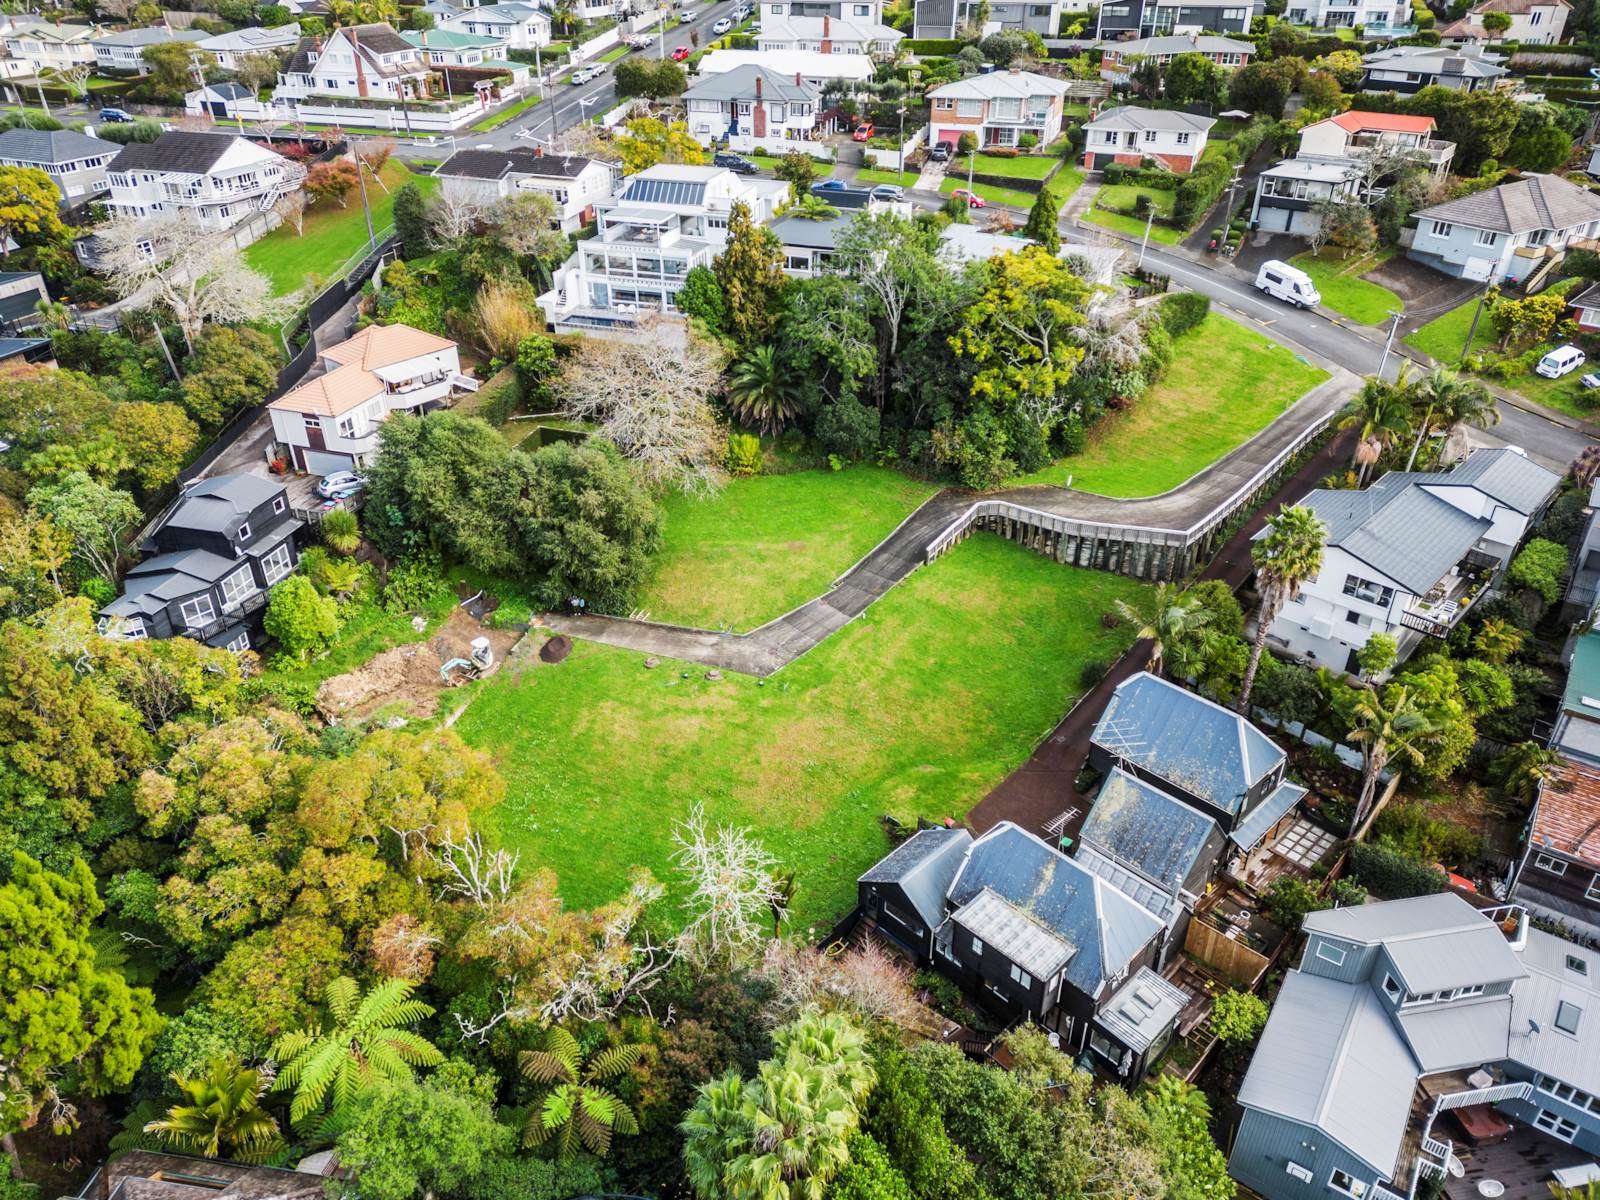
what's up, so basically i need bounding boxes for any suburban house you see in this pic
[1408,172,1600,284]
[1097,33,1253,82]
[1,23,99,71]
[103,131,306,232]
[773,206,862,276]
[439,2,552,50]
[186,81,260,120]
[0,271,48,336]
[432,147,613,230]
[268,323,476,475]
[537,163,791,333]
[911,0,1064,39]
[1261,448,1561,672]
[857,820,1188,1083]
[755,14,905,54]
[98,474,303,652]
[1081,105,1214,172]
[696,48,874,91]
[925,68,1068,151]
[404,27,507,66]
[1439,0,1569,43]
[1296,110,1454,178]
[274,24,436,102]
[198,23,303,70]
[1095,0,1255,40]
[1250,159,1365,237]
[1282,0,1410,32]
[82,1153,330,1200]
[1550,623,1600,765]
[1230,892,1600,1200]
[1571,281,1600,333]
[0,335,54,370]
[0,127,116,204]
[1511,759,1600,942]
[684,65,820,154]
[1360,43,1509,92]
[938,223,1034,263]
[91,26,207,73]
[1563,486,1600,612]
[764,0,889,23]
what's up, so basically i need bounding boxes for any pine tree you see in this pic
[1023,188,1061,254]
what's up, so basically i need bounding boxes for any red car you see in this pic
[670,44,691,60]
[950,188,986,208]
[851,122,873,141]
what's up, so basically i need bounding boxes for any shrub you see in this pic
[816,395,880,462]
[383,556,454,615]
[78,575,116,606]
[263,574,340,661]
[1102,161,1128,185]
[1263,876,1326,930]
[726,432,763,476]
[1079,658,1111,689]
[320,508,360,556]
[1159,291,1211,337]
[1019,132,1038,149]
[1347,841,1448,899]
[1133,193,1153,218]
[1211,989,1269,1045]
[1508,537,1568,605]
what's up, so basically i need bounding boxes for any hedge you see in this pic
[1159,291,1211,336]
[1410,0,1435,29]
[1347,841,1448,900]
[905,37,963,54]
[1102,161,1181,190]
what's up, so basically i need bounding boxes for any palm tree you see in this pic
[1405,368,1499,469]
[1473,616,1524,664]
[1239,505,1327,713]
[272,975,442,1133]
[551,0,579,35]
[1346,684,1439,834]
[1492,740,1563,804]
[1114,583,1210,677]
[1339,377,1414,485]
[144,1056,284,1164]
[519,1027,644,1158]
[725,344,803,436]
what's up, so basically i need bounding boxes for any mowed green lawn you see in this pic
[640,466,937,631]
[1014,313,1330,495]
[457,536,1148,927]
[1084,184,1185,244]
[246,160,439,295]
[1290,248,1401,325]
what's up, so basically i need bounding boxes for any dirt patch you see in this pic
[316,607,523,722]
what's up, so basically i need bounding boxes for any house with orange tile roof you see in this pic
[268,322,478,475]
[1296,111,1455,178]
[1512,759,1600,940]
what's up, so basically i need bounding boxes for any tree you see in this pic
[144,1056,284,1163]
[393,181,432,259]
[273,188,308,238]
[263,574,340,661]
[364,411,517,561]
[1405,367,1497,469]
[0,854,160,1171]
[714,201,787,345]
[334,1077,511,1200]
[616,57,686,99]
[519,1027,644,1157]
[26,471,140,582]
[1491,288,1567,351]
[1481,8,1512,39]
[1509,119,1571,173]
[774,152,821,194]
[141,42,203,100]
[1228,59,1295,119]
[614,117,708,174]
[1339,376,1413,485]
[1210,990,1270,1045]
[1163,52,1225,107]
[1474,616,1524,664]
[1508,537,1568,605]
[0,167,64,261]
[726,343,803,435]
[1313,198,1376,256]
[272,975,443,1132]
[1141,1078,1234,1200]
[832,214,946,405]
[1314,48,1365,89]
[673,803,785,970]
[676,265,727,331]
[306,159,359,208]
[0,510,67,622]
[1356,632,1397,680]
[110,402,200,492]
[1114,583,1210,678]
[1403,85,1519,173]
[1299,69,1342,115]
[181,325,280,427]
[1022,187,1061,254]
[1347,683,1440,833]
[232,50,283,93]
[1491,740,1561,803]
[1240,504,1326,711]
[515,333,559,405]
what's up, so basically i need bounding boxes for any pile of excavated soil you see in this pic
[316,607,521,722]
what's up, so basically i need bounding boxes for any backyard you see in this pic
[455,535,1148,927]
[1014,312,1330,495]
[244,159,439,295]
[1290,248,1402,325]
[640,466,937,631]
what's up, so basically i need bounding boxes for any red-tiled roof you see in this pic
[1532,760,1600,864]
[1326,111,1438,134]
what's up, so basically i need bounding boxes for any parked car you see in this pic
[852,122,874,141]
[814,178,848,191]
[570,65,596,84]
[732,2,752,17]
[950,188,985,208]
[1253,260,1320,310]
[712,16,733,32]
[1581,372,1600,390]
[870,183,904,200]
[929,140,953,162]
[1537,345,1586,378]
[671,44,691,59]
[99,107,134,123]
[316,471,366,500]
[713,151,759,174]
[626,32,654,47]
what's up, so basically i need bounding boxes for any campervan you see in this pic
[1254,260,1320,309]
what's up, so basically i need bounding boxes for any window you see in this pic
[219,566,255,611]
[1383,974,1402,1000]
[235,522,251,543]
[272,495,286,515]
[1536,1109,1580,1142]
[1345,610,1371,627]
[114,616,146,640]
[304,416,322,430]
[179,594,217,629]
[1342,575,1394,607]
[1588,873,1600,901]
[1009,964,1033,989]
[971,935,985,955]
[1556,1000,1583,1035]
[225,630,250,653]
[1569,955,1589,976]
[1535,853,1569,875]
[1329,1170,1367,1199]
[1143,129,1157,143]
[1315,939,1347,967]
[1457,984,1485,999]
[956,99,983,118]
[1429,219,1454,238]
[338,415,359,439]
[261,542,293,586]
[1176,131,1191,146]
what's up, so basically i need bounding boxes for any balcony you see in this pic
[183,588,266,643]
[1350,133,1453,165]
[1398,569,1486,638]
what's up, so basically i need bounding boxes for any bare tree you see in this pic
[352,137,396,188]
[536,871,675,1025]
[558,316,726,493]
[426,192,483,247]
[484,191,568,261]
[93,213,297,351]
[671,802,785,969]
[274,189,308,237]
[431,829,519,906]
[759,939,933,1033]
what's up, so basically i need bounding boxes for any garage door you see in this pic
[936,127,964,146]
[304,449,355,477]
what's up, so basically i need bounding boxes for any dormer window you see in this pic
[1382,974,1402,1001]
[272,495,286,515]
[1557,1001,1584,1035]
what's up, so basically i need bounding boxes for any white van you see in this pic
[1254,260,1321,309]
[1537,345,1586,378]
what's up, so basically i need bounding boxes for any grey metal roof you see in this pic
[108,132,248,177]
[437,147,597,182]
[1085,105,1217,134]
[1396,996,1513,1072]
[1363,44,1509,77]
[1229,780,1307,850]
[1573,281,1600,310]
[950,886,1077,980]
[0,127,114,166]
[618,176,708,207]
[1079,766,1221,893]
[1294,478,1493,594]
[944,821,1163,997]
[1237,970,1419,1176]
[1437,447,1561,516]
[858,825,971,932]
[1074,844,1181,928]
[1414,172,1600,235]
[203,82,253,100]
[683,63,818,104]
[1305,892,1528,992]
[1094,966,1190,1053]
[1508,927,1600,1098]
[156,474,283,540]
[1101,33,1253,55]
[1092,672,1283,817]
[95,26,207,46]
[0,335,46,359]
[770,210,854,250]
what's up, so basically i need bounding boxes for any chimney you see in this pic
[796,70,803,85]
[755,72,763,99]
[350,26,368,97]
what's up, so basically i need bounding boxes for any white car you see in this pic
[1536,345,1586,378]
[316,471,366,500]
[1582,372,1600,390]
[570,65,596,84]
[712,15,733,31]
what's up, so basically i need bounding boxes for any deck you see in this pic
[1444,1122,1595,1200]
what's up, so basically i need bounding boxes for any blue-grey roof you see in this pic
[0,126,115,165]
[0,335,46,359]
[683,63,817,103]
[1304,892,1527,992]
[770,210,855,251]
[944,822,1163,997]
[1294,474,1493,594]
[858,825,971,932]
[1075,843,1181,929]
[1092,672,1283,817]
[1438,447,1561,517]
[618,176,707,207]
[104,546,239,619]
[1094,967,1190,1054]
[1229,780,1307,850]
[95,26,207,46]
[155,474,284,540]
[1079,767,1220,893]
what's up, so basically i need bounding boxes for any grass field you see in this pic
[471,93,541,132]
[1097,183,1176,217]
[855,166,919,187]
[245,160,439,295]
[1013,312,1330,496]
[965,152,1061,179]
[640,466,937,631]
[940,162,1082,210]
[1289,248,1401,325]
[456,536,1148,926]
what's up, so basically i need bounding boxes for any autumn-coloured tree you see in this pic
[306,158,360,208]
[0,165,65,260]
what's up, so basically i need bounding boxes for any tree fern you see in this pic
[518,1027,644,1158]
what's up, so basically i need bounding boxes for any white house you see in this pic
[1409,172,1600,284]
[1282,0,1410,33]
[0,127,117,203]
[1080,104,1213,172]
[1440,0,1569,44]
[1360,43,1509,92]
[1262,449,1560,672]
[402,28,529,88]
[926,68,1068,152]
[198,24,302,71]
[274,24,435,102]
[91,26,207,73]
[684,64,820,155]
[104,131,306,232]
[755,14,904,54]
[432,146,613,230]
[1097,33,1253,82]
[439,3,551,50]
[694,47,874,91]
[1295,110,1454,177]
[538,163,790,334]
[2,23,99,72]
[763,0,887,23]
[270,323,476,475]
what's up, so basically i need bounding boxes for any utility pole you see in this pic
[354,156,375,248]
[1460,284,1491,363]
[1377,309,1401,379]
[1137,205,1154,269]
